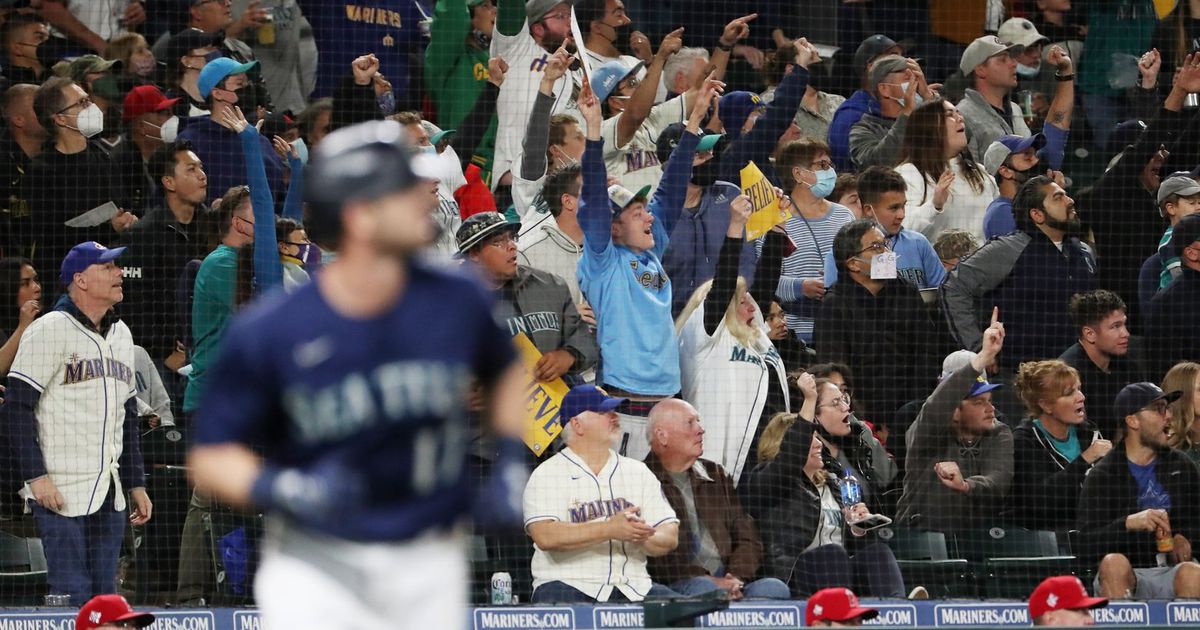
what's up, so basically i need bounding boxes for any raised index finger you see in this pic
[990,306,1000,327]
[735,13,758,23]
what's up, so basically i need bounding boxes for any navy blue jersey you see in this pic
[297,0,424,100]
[194,259,515,541]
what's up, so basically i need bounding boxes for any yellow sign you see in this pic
[514,333,570,456]
[1154,0,1178,20]
[741,161,790,240]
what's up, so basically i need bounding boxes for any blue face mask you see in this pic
[1017,63,1041,78]
[807,168,838,199]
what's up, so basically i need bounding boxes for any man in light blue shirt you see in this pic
[825,166,945,289]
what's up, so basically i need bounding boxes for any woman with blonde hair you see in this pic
[677,199,789,484]
[1164,362,1200,464]
[741,374,906,597]
[1010,359,1112,529]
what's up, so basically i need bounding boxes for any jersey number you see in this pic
[410,419,467,495]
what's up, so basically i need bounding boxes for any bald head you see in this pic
[648,399,704,469]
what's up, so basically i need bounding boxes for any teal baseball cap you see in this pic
[198,57,259,98]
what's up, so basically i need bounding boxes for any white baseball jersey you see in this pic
[491,23,581,187]
[601,94,686,196]
[523,446,678,601]
[677,307,789,485]
[9,311,137,517]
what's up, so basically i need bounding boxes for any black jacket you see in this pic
[1058,342,1149,439]
[1009,418,1100,530]
[814,278,949,427]
[1146,267,1200,379]
[1076,442,1200,567]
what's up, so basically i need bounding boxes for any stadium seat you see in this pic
[877,528,973,598]
[962,528,1076,598]
[0,533,47,606]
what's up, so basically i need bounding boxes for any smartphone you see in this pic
[851,514,893,531]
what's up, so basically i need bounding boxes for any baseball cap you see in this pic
[198,56,258,98]
[61,241,127,286]
[455,211,520,255]
[1169,213,1200,258]
[591,60,644,103]
[960,36,1020,76]
[805,588,878,626]
[1156,174,1200,206]
[866,54,910,94]
[608,183,652,214]
[853,34,902,74]
[940,349,977,380]
[122,85,180,122]
[1114,382,1182,420]
[1107,119,1147,155]
[1028,576,1107,619]
[719,91,766,140]
[997,17,1049,49]
[62,55,122,83]
[260,111,296,138]
[431,128,457,145]
[983,133,1047,176]
[558,384,627,425]
[967,372,1003,399]
[654,122,723,165]
[76,595,155,630]
[525,0,579,25]
[162,28,224,69]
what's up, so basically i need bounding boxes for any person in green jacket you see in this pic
[425,0,498,177]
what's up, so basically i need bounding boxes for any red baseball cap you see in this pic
[76,595,155,630]
[1029,576,1108,619]
[122,85,180,122]
[806,588,878,626]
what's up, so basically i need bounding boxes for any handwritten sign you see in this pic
[514,333,570,456]
[741,161,789,240]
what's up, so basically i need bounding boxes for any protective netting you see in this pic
[0,0,1199,627]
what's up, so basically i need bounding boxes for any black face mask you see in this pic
[1005,162,1037,184]
[233,85,266,120]
[691,158,720,188]
[605,22,632,53]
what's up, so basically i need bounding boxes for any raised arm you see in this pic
[272,137,305,220]
[218,106,284,294]
[702,196,752,335]
[650,76,722,241]
[1041,46,1075,169]
[615,29,683,148]
[494,0,527,37]
[578,78,613,254]
[520,48,570,181]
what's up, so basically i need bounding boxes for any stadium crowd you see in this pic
[0,0,1199,613]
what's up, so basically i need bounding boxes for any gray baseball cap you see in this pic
[867,55,910,95]
[959,35,1020,76]
[525,0,579,24]
[997,17,1048,49]
[1156,174,1200,207]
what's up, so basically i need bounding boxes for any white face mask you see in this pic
[291,137,309,164]
[869,251,899,279]
[1017,63,1041,78]
[72,103,104,138]
[887,82,924,109]
[148,115,179,143]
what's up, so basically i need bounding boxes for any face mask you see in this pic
[132,56,157,77]
[377,89,396,115]
[804,167,837,199]
[606,22,632,53]
[1005,161,1037,184]
[71,103,104,138]
[888,82,925,109]
[421,145,438,155]
[1017,63,1041,78]
[691,158,719,187]
[148,115,179,143]
[204,50,224,64]
[867,251,898,279]
[291,137,309,164]
[233,85,264,112]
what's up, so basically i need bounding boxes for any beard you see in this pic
[1044,213,1082,237]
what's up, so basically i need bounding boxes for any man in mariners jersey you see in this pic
[457,211,597,383]
[524,384,680,602]
[5,241,152,604]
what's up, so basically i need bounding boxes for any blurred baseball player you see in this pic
[188,120,526,629]
[75,594,155,630]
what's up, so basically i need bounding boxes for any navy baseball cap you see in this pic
[558,385,627,425]
[966,372,1002,399]
[654,123,723,165]
[983,133,1047,176]
[198,56,259,98]
[61,241,126,286]
[1115,383,1182,420]
[854,34,902,74]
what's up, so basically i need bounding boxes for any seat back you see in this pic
[885,528,952,561]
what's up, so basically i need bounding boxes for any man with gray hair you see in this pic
[663,47,710,100]
[523,385,680,603]
[643,399,791,600]
[847,55,934,170]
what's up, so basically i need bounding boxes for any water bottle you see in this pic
[490,572,513,605]
[840,469,862,506]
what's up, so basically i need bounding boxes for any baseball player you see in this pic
[188,120,527,630]
[6,242,152,604]
[75,594,155,630]
[523,384,680,603]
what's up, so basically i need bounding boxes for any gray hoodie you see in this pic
[848,111,910,170]
[494,265,599,379]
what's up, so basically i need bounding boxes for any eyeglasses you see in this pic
[819,394,852,409]
[808,159,834,171]
[235,215,255,227]
[541,11,570,22]
[1141,401,1169,416]
[855,241,890,256]
[484,233,516,248]
[56,97,93,115]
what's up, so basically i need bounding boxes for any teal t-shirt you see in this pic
[184,244,239,412]
[1078,0,1157,97]
[1034,419,1082,462]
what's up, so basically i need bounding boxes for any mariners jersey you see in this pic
[8,310,138,517]
[523,447,678,601]
[600,95,686,196]
[194,259,515,542]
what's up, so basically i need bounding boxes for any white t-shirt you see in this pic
[54,0,131,42]
[523,446,678,602]
[491,23,581,187]
[805,484,845,551]
[600,94,687,195]
[897,157,1000,244]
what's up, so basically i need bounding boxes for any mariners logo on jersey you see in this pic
[568,497,636,523]
[623,150,661,175]
[62,353,134,386]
